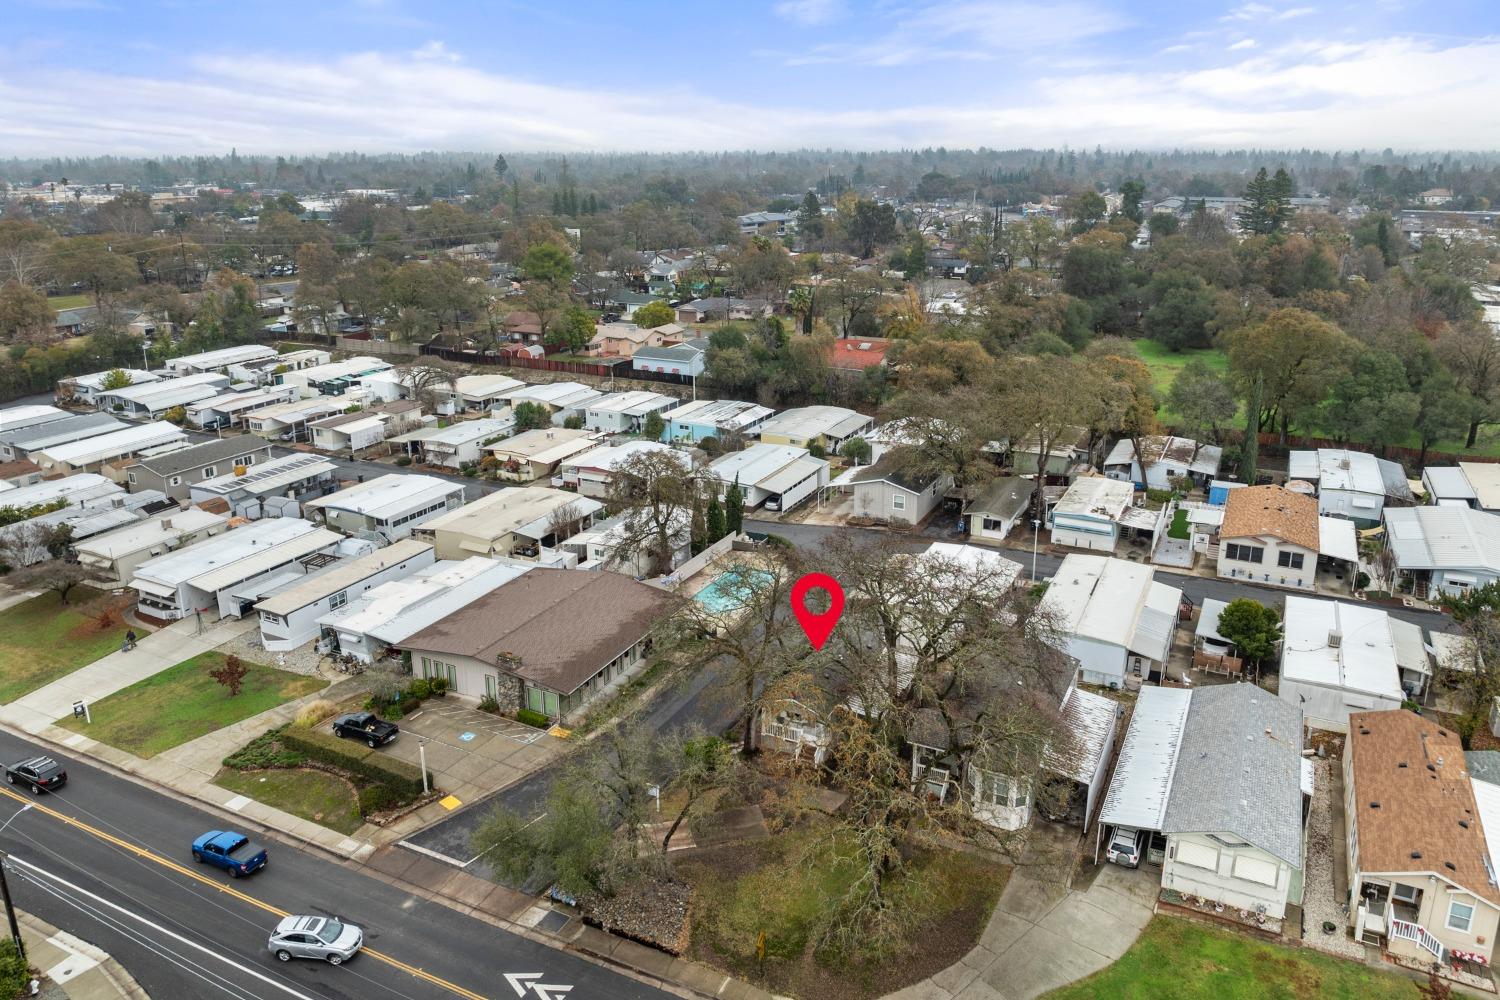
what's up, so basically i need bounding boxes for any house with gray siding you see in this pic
[122,437,274,501]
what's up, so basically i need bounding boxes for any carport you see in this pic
[1094,685,1191,865]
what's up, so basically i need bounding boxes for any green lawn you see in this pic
[216,768,363,835]
[47,293,91,312]
[56,652,325,758]
[1042,916,1422,1000]
[1168,508,1191,539]
[1131,339,1230,396]
[0,588,134,704]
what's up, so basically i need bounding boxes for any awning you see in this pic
[130,578,177,599]
[1318,516,1359,563]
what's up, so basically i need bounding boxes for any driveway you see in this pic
[887,833,1158,1000]
[384,700,567,834]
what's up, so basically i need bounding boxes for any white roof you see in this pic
[306,475,460,519]
[168,345,277,370]
[192,453,338,497]
[1426,466,1478,501]
[513,495,605,540]
[921,542,1023,591]
[72,508,228,560]
[318,557,529,643]
[453,374,524,398]
[1039,553,1162,650]
[562,440,687,473]
[100,373,228,409]
[1290,448,1385,495]
[1460,463,1500,510]
[1472,778,1500,873]
[61,370,160,393]
[423,417,513,447]
[315,415,385,437]
[759,455,828,494]
[667,398,772,431]
[757,405,870,441]
[1103,436,1222,477]
[186,389,290,416]
[1052,477,1134,521]
[0,473,117,509]
[0,405,67,431]
[1,413,125,451]
[1196,597,1231,644]
[255,539,433,616]
[1100,685,1192,832]
[1317,515,1359,563]
[507,381,602,409]
[244,398,344,424]
[707,443,809,487]
[586,390,679,417]
[487,428,600,465]
[289,357,393,383]
[1132,582,1183,663]
[420,487,592,544]
[35,421,184,467]
[1281,596,1404,700]
[132,518,339,591]
[1385,506,1500,573]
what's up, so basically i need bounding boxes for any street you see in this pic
[0,728,672,1000]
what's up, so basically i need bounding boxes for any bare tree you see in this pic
[603,450,699,578]
[397,360,460,413]
[13,559,93,606]
[544,500,590,548]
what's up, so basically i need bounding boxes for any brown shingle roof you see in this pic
[401,569,676,695]
[1220,485,1319,551]
[1347,710,1500,905]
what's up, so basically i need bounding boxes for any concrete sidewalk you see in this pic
[30,674,383,862]
[18,909,149,1000]
[0,615,257,734]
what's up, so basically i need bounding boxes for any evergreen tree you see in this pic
[1240,372,1262,484]
[706,496,726,543]
[798,191,824,239]
[690,495,707,555]
[1237,167,1296,236]
[725,479,744,535]
[493,154,508,180]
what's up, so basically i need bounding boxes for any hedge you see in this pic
[516,708,551,729]
[281,725,426,799]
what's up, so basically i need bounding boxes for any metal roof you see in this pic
[1459,463,1500,510]
[72,508,228,560]
[0,405,68,433]
[99,372,228,407]
[1385,505,1500,573]
[0,473,117,509]
[507,382,602,409]
[0,412,124,451]
[1281,596,1405,700]
[1046,687,1120,785]
[1426,466,1478,501]
[305,475,461,520]
[422,418,513,446]
[318,558,530,644]
[167,345,277,371]
[1161,684,1305,866]
[1039,554,1160,649]
[585,390,679,417]
[420,487,593,543]
[35,421,185,467]
[562,440,687,473]
[1318,515,1359,563]
[756,405,870,442]
[759,455,829,494]
[668,398,773,432]
[255,539,433,616]
[1052,476,1134,520]
[132,518,338,590]
[1100,685,1192,832]
[707,443,810,487]
[191,453,338,497]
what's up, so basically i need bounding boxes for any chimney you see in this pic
[161,518,172,530]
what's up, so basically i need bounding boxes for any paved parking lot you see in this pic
[385,701,567,816]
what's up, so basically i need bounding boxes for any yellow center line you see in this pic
[0,786,489,1000]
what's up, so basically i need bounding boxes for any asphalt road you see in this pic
[0,729,672,1000]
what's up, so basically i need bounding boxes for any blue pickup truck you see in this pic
[192,831,267,878]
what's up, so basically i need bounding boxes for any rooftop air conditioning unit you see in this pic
[1328,630,1343,648]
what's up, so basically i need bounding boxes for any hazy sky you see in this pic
[3,0,1497,155]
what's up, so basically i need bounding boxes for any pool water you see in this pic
[693,568,774,613]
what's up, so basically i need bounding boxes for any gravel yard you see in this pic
[1301,756,1367,961]
[217,627,330,678]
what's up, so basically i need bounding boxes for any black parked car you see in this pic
[331,712,399,749]
[6,756,67,794]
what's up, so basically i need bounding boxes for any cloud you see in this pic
[781,1,1132,66]
[1228,38,1258,50]
[1,34,1498,155]
[412,40,460,63]
[1224,2,1317,20]
[773,0,847,25]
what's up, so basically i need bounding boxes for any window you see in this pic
[485,674,499,700]
[168,475,181,487]
[1232,855,1279,887]
[328,590,348,611]
[982,517,1005,532]
[1448,898,1475,933]
[235,454,255,466]
[201,466,217,478]
[127,471,137,485]
[1226,543,1264,564]
[1277,550,1304,570]
[1392,883,1420,905]
[1174,841,1219,871]
[891,493,906,512]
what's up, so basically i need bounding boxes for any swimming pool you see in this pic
[693,568,774,614]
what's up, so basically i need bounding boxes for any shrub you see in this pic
[516,707,551,729]
[382,702,404,721]
[209,653,248,696]
[222,725,306,770]
[0,939,27,999]
[428,675,448,696]
[294,699,339,728]
[395,456,412,467]
[358,784,399,817]
[280,725,426,799]
[407,678,431,700]
[478,694,500,714]
[462,466,478,478]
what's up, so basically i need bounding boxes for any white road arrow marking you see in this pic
[532,985,573,1000]
[505,972,543,997]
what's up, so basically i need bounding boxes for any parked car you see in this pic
[1106,826,1146,868]
[192,831,267,878]
[5,756,67,794]
[331,712,399,748]
[267,915,362,965]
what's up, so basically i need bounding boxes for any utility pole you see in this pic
[0,854,25,964]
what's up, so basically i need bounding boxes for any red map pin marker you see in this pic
[791,573,845,650]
